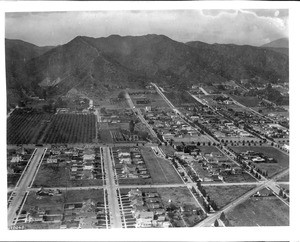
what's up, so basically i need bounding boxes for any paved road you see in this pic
[7,148,46,226]
[125,91,159,140]
[102,146,122,228]
[194,168,289,227]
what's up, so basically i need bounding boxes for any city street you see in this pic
[7,147,46,226]
[102,146,123,228]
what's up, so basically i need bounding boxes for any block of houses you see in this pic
[128,189,142,197]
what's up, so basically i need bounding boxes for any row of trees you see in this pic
[7,113,51,144]
[42,114,96,144]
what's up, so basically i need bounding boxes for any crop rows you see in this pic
[7,112,96,144]
[7,113,51,144]
[42,114,96,144]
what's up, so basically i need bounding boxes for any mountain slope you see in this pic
[261,38,289,48]
[6,35,289,107]
[186,41,289,82]
[5,39,55,107]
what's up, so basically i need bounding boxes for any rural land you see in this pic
[6,34,289,229]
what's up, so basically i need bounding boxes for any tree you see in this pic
[214,219,219,227]
[220,212,226,221]
[129,120,135,133]
[279,189,283,197]
[118,91,126,99]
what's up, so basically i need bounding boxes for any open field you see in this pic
[277,173,289,182]
[223,172,257,183]
[141,148,182,184]
[160,145,176,156]
[158,187,199,208]
[226,196,289,226]
[204,185,256,209]
[198,146,221,154]
[98,129,114,143]
[32,161,103,188]
[229,95,261,107]
[230,146,289,177]
[65,189,104,203]
[8,174,22,188]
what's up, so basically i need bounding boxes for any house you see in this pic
[128,189,142,197]
[130,198,144,207]
[136,218,152,228]
[256,188,273,197]
[11,155,22,163]
[83,154,95,160]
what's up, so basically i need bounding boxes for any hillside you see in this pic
[6,35,289,108]
[260,38,289,56]
[261,38,289,48]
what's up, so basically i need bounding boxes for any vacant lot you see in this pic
[158,187,199,208]
[141,147,182,184]
[223,172,257,183]
[204,185,256,209]
[33,162,103,188]
[160,145,176,156]
[65,189,104,203]
[231,146,289,177]
[198,146,221,154]
[230,95,261,107]
[7,174,21,188]
[227,196,289,226]
[277,173,289,182]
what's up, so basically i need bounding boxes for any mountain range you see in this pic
[5,35,289,108]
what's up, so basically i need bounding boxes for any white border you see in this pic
[1,1,299,241]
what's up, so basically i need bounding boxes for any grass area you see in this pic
[65,189,104,203]
[32,162,69,188]
[277,173,289,182]
[32,161,103,188]
[230,146,289,177]
[204,185,256,209]
[160,145,176,156]
[230,95,261,107]
[98,130,114,143]
[118,178,152,185]
[223,173,257,183]
[23,191,64,211]
[198,146,220,153]
[7,174,21,188]
[227,196,289,226]
[158,187,199,208]
[141,147,183,184]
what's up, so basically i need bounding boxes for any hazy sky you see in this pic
[5,9,288,47]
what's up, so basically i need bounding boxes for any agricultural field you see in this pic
[226,196,289,226]
[203,185,256,209]
[7,112,96,145]
[7,111,52,144]
[230,146,289,177]
[141,148,182,184]
[43,114,96,144]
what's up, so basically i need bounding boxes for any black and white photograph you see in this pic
[1,1,299,241]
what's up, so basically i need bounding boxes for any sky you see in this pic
[5,9,288,47]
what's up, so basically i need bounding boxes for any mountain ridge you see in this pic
[5,34,289,108]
